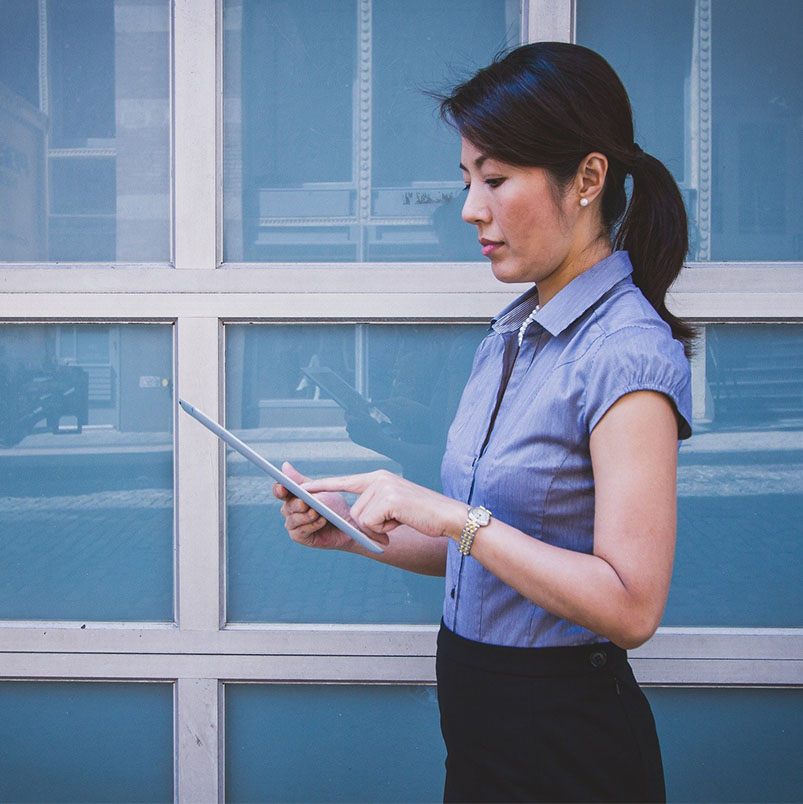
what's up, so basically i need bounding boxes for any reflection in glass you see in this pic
[225,323,485,623]
[646,688,803,803]
[0,0,170,262]
[669,324,803,626]
[0,324,174,621]
[0,681,174,803]
[225,322,803,628]
[223,0,520,262]
[226,684,444,803]
[576,0,803,261]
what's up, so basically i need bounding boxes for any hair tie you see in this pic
[630,143,647,171]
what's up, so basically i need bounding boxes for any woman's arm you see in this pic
[464,390,678,648]
[302,390,679,649]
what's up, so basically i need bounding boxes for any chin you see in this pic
[490,260,532,285]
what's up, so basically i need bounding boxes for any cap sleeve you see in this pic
[583,326,692,439]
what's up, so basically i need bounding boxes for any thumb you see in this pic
[281,461,310,484]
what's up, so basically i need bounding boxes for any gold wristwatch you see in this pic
[457,506,492,556]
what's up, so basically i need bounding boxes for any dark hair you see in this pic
[439,42,694,355]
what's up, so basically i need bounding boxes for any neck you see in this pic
[536,239,612,307]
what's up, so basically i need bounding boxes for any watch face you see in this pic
[469,506,491,526]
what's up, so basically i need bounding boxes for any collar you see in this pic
[491,251,634,337]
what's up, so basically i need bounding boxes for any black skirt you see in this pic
[436,622,665,803]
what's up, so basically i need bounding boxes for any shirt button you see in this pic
[589,650,607,668]
[450,587,456,599]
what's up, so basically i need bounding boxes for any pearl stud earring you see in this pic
[579,197,589,207]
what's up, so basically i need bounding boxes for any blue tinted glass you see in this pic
[0,681,173,804]
[223,0,520,262]
[0,0,170,262]
[668,324,803,626]
[0,324,174,621]
[225,323,485,623]
[576,0,803,261]
[646,687,803,803]
[225,684,444,803]
[225,323,802,627]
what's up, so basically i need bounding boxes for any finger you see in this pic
[348,481,376,524]
[288,515,327,540]
[280,497,311,517]
[284,503,323,526]
[357,506,403,537]
[273,482,289,500]
[349,487,400,538]
[281,461,310,484]
[285,509,325,532]
[354,509,401,539]
[303,471,380,495]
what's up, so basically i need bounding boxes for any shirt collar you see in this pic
[491,251,634,337]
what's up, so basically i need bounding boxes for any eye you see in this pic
[462,183,470,192]
[484,177,505,188]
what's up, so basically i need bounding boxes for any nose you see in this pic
[461,186,490,225]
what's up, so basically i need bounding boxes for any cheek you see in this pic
[508,209,552,252]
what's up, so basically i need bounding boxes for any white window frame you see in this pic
[0,1,801,801]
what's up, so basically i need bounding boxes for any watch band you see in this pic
[457,506,492,556]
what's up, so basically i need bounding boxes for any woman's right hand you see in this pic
[272,462,356,551]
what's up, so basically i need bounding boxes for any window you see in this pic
[223,0,521,261]
[0,681,174,803]
[0,324,174,621]
[225,323,485,623]
[0,0,171,263]
[576,0,803,261]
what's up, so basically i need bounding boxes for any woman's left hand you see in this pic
[303,470,465,543]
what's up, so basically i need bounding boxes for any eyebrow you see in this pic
[459,155,488,171]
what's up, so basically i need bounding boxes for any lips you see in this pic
[480,238,504,257]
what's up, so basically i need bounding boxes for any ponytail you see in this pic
[613,147,696,357]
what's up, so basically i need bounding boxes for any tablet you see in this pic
[179,399,384,554]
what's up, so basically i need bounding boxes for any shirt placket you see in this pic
[451,328,540,633]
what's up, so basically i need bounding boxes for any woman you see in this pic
[274,42,692,803]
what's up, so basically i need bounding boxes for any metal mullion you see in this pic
[176,678,221,803]
[0,292,517,321]
[2,263,802,298]
[526,0,574,43]
[3,293,803,322]
[356,0,372,261]
[2,624,802,661]
[1,652,800,687]
[0,264,517,293]
[176,318,223,633]
[173,0,218,270]
[174,313,221,803]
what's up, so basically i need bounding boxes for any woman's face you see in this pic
[459,138,592,304]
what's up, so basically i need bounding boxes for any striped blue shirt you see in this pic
[440,251,692,647]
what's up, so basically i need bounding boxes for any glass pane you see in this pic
[223,0,520,262]
[0,324,174,621]
[225,323,485,623]
[576,0,803,261]
[225,322,802,627]
[225,684,444,803]
[0,0,170,262]
[668,324,803,626]
[646,688,803,803]
[0,681,174,804]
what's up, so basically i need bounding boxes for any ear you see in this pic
[576,152,608,207]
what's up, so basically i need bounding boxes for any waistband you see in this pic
[437,621,628,678]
